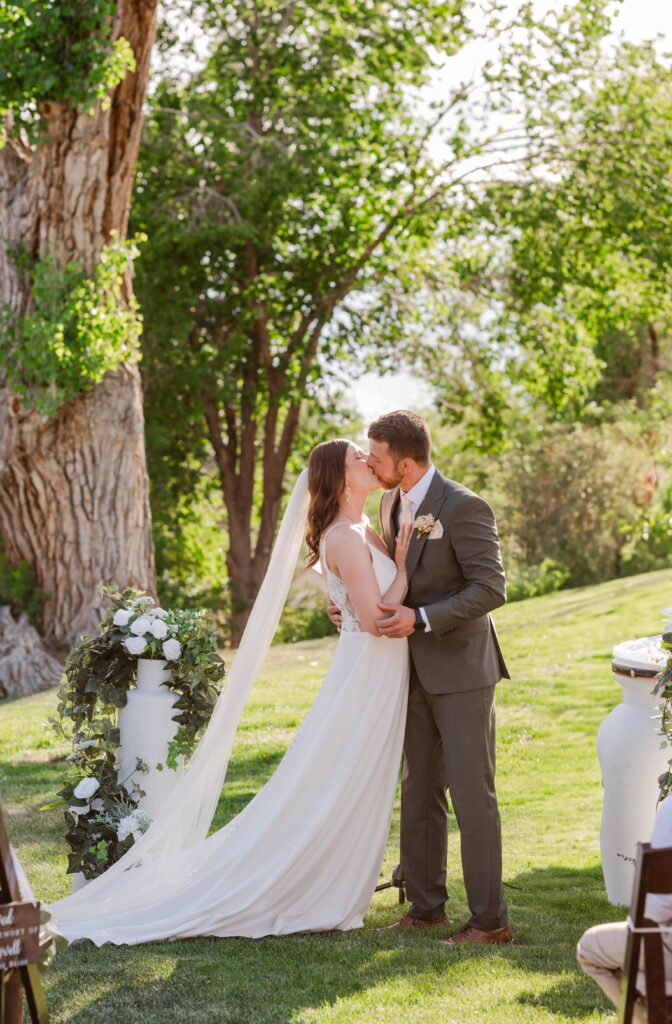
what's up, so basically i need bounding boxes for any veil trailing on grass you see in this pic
[53,469,310,909]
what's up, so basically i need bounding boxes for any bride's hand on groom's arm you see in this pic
[376,603,415,638]
[327,599,342,631]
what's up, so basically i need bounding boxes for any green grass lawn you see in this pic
[3,567,672,1023]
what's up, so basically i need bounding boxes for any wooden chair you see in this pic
[0,802,51,1024]
[618,842,672,1024]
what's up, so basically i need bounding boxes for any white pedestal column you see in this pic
[117,658,185,821]
[597,636,670,906]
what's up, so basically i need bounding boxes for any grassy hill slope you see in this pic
[2,567,671,1023]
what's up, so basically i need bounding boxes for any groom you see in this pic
[367,409,511,945]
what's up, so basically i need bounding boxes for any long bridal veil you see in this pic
[52,469,310,915]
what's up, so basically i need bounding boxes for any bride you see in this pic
[50,439,412,943]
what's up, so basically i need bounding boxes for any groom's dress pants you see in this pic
[400,667,507,931]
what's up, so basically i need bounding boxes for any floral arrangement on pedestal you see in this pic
[48,586,225,879]
[653,605,672,799]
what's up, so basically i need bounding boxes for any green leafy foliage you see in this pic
[505,559,570,603]
[655,630,672,802]
[423,38,672,447]
[1,235,144,416]
[492,422,650,587]
[0,543,48,631]
[132,0,474,633]
[49,586,225,878]
[426,407,672,600]
[274,604,337,646]
[0,1,135,142]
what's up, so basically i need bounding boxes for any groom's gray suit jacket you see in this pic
[380,469,509,694]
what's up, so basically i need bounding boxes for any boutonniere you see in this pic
[412,513,437,540]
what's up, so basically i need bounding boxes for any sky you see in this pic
[350,0,672,424]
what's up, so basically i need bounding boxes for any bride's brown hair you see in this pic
[305,439,351,569]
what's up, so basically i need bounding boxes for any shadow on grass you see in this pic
[42,864,622,1024]
[517,974,613,1021]
[506,863,624,1020]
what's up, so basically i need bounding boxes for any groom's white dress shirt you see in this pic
[397,464,436,632]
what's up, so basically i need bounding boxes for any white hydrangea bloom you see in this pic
[117,815,143,842]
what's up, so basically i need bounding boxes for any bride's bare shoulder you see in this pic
[323,522,367,551]
[323,523,369,571]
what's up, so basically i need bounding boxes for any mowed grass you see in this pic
[2,567,672,1023]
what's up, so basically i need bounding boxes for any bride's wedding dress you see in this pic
[51,477,409,944]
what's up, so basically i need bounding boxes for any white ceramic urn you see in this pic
[117,658,185,820]
[597,633,670,906]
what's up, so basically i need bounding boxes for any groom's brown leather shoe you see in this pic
[389,914,451,929]
[445,923,513,945]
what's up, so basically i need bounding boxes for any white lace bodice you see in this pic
[320,521,397,634]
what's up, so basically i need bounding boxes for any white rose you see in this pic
[91,798,105,812]
[130,615,152,635]
[116,815,142,842]
[149,618,168,640]
[113,608,132,626]
[162,638,182,661]
[68,804,89,818]
[124,635,148,656]
[73,777,99,800]
[150,607,168,619]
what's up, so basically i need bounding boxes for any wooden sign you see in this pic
[0,799,51,1023]
[0,900,41,970]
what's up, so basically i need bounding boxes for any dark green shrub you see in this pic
[0,546,48,632]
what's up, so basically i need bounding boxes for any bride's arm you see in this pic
[326,527,408,637]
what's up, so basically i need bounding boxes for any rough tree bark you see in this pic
[0,0,159,664]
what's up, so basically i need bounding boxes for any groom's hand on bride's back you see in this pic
[376,603,416,638]
[327,599,342,631]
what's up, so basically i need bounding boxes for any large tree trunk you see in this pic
[0,0,159,663]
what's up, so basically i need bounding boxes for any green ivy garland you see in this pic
[48,586,225,879]
[654,622,672,801]
[0,1,135,144]
[1,234,144,416]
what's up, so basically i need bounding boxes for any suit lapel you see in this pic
[404,471,447,580]
[381,488,400,559]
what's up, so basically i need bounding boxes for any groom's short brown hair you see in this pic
[368,410,431,465]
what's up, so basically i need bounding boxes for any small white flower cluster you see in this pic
[114,601,183,661]
[116,808,151,842]
[412,513,437,539]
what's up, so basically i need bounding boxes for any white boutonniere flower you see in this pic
[412,513,437,539]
